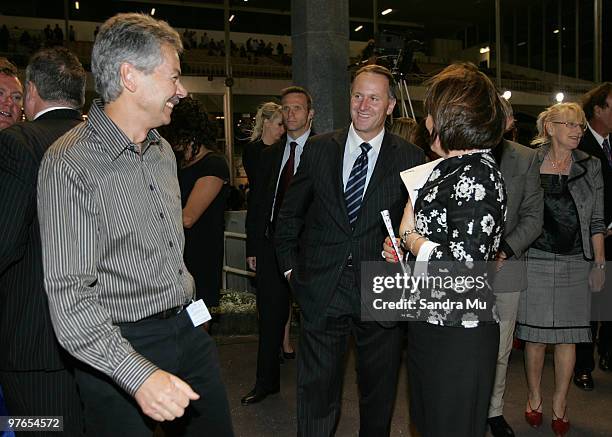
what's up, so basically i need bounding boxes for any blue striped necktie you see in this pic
[603,138,612,168]
[345,142,371,227]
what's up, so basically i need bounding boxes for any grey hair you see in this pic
[250,101,282,142]
[91,13,183,103]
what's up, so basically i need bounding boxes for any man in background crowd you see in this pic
[575,82,612,391]
[0,57,23,130]
[242,85,315,405]
[0,47,86,436]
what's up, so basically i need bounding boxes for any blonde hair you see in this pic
[390,117,419,143]
[531,102,587,146]
[250,101,283,142]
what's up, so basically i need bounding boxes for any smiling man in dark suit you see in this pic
[275,65,424,436]
[574,82,612,391]
[0,47,85,435]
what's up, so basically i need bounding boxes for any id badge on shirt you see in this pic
[186,299,212,327]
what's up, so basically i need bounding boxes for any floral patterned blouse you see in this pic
[411,151,507,328]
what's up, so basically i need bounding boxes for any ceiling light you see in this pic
[355,25,363,32]
[553,29,560,34]
[74,1,79,10]
[229,14,235,22]
[381,8,392,15]
[150,8,155,15]
[517,41,526,47]
[555,92,564,103]
[502,90,512,100]
[479,46,490,54]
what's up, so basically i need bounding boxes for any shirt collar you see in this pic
[286,128,311,148]
[347,123,385,155]
[587,122,609,146]
[33,106,74,120]
[87,99,162,159]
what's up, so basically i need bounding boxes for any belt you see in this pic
[141,303,189,321]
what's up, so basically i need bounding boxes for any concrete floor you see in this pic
[216,335,612,437]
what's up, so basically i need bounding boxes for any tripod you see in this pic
[395,75,416,120]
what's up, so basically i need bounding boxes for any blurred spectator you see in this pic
[68,25,75,42]
[159,96,229,318]
[53,24,63,43]
[276,42,284,56]
[43,24,52,41]
[93,25,99,39]
[0,57,23,130]
[390,116,419,143]
[242,101,285,192]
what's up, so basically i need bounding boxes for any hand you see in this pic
[246,256,256,271]
[400,201,416,232]
[286,270,292,281]
[606,229,612,238]
[135,370,199,422]
[495,250,507,272]
[589,267,605,292]
[383,237,402,263]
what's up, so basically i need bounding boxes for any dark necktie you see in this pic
[345,142,371,227]
[602,138,612,168]
[272,141,298,224]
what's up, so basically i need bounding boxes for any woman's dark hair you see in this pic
[424,62,505,153]
[159,96,220,167]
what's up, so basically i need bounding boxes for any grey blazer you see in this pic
[493,140,544,292]
[534,144,606,259]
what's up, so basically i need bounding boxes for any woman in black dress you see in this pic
[384,63,507,436]
[160,97,229,321]
[242,101,285,193]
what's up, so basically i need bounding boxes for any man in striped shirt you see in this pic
[37,13,233,436]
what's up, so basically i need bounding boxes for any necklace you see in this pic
[547,151,572,173]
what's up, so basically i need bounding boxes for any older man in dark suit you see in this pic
[574,82,612,391]
[275,65,424,437]
[0,57,22,130]
[0,47,85,435]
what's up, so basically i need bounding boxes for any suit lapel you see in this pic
[332,129,351,230]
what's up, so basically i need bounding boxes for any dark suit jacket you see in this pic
[245,132,315,258]
[274,128,425,326]
[0,108,82,371]
[579,128,612,260]
[493,140,544,292]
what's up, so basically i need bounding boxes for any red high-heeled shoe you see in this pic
[525,398,543,428]
[551,408,570,436]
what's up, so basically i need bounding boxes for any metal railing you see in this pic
[222,231,255,290]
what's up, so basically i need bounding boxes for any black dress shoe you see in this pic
[599,352,612,372]
[573,371,594,391]
[487,415,515,437]
[241,387,280,405]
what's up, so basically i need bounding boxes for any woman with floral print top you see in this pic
[384,63,507,437]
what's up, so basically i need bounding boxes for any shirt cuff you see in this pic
[413,240,440,279]
[284,269,292,279]
[112,350,159,397]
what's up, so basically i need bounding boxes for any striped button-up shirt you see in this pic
[37,99,194,396]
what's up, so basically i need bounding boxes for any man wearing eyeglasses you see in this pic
[575,82,612,391]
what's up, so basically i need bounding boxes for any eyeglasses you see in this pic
[551,121,586,131]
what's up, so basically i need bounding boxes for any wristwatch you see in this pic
[593,262,606,270]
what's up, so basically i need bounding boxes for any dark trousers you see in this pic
[74,311,233,437]
[407,322,499,437]
[0,368,84,436]
[254,237,291,392]
[296,268,403,437]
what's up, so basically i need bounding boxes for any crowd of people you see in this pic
[0,10,611,437]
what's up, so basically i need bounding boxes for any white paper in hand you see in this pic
[400,158,443,207]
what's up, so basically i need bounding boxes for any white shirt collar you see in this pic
[33,106,74,120]
[347,123,385,155]
[587,122,609,147]
[287,128,311,148]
